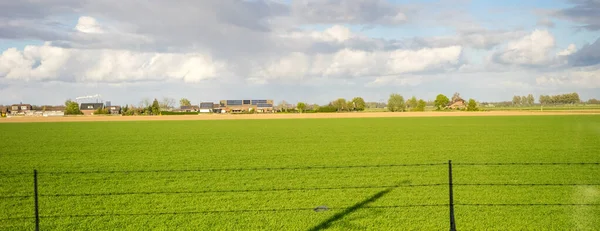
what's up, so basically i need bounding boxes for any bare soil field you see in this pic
[1,111,598,123]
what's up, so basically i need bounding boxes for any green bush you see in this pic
[317,105,338,113]
[467,99,479,111]
[94,108,109,115]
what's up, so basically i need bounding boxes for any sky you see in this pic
[1,0,599,106]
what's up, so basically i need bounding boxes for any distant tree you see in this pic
[161,97,176,110]
[332,98,347,112]
[297,102,306,113]
[451,92,463,103]
[387,94,405,112]
[538,93,581,105]
[122,105,131,116]
[179,98,191,107]
[467,98,479,111]
[64,100,82,115]
[407,96,418,111]
[415,99,426,112]
[587,98,600,104]
[278,100,289,112]
[527,94,535,106]
[512,96,521,106]
[434,94,450,111]
[152,99,160,115]
[140,98,151,108]
[539,95,548,105]
[346,101,355,111]
[571,92,581,104]
[311,104,320,112]
[351,97,366,111]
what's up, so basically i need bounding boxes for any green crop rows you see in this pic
[1,115,599,230]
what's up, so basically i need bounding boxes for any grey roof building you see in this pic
[199,102,213,109]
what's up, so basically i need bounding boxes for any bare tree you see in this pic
[278,100,288,112]
[139,98,151,108]
[451,92,463,103]
[160,97,176,110]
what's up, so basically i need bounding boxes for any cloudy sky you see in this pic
[1,0,599,106]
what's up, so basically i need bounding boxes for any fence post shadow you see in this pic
[308,187,394,231]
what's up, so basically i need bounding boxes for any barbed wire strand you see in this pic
[0,184,446,199]
[457,203,600,206]
[3,203,598,222]
[40,163,446,175]
[0,195,31,199]
[5,183,599,200]
[454,183,600,186]
[0,204,448,221]
[2,162,599,176]
[454,163,600,166]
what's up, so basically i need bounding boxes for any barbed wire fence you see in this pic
[1,161,599,231]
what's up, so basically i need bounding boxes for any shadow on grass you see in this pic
[308,187,393,231]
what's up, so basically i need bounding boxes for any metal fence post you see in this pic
[34,169,39,231]
[448,160,456,231]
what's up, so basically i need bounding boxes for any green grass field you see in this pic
[1,115,599,230]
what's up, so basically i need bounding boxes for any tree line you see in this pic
[482,92,599,107]
[59,92,599,116]
[512,94,535,106]
[539,93,580,105]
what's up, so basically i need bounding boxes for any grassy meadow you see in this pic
[1,115,599,230]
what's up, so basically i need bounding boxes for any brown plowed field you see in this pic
[1,111,598,123]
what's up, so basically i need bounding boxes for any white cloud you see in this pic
[0,42,462,85]
[536,66,600,88]
[75,16,103,34]
[492,30,556,66]
[281,25,354,43]
[557,44,577,56]
[0,44,227,83]
[415,29,527,50]
[366,76,423,87]
[249,46,462,83]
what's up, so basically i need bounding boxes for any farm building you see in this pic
[42,105,66,117]
[42,106,66,112]
[10,104,32,115]
[447,99,466,110]
[180,105,199,112]
[213,104,223,113]
[219,99,274,113]
[80,103,104,115]
[199,102,213,113]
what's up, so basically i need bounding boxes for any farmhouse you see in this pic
[199,102,213,113]
[10,104,32,115]
[447,100,466,110]
[80,103,104,115]
[219,99,274,113]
